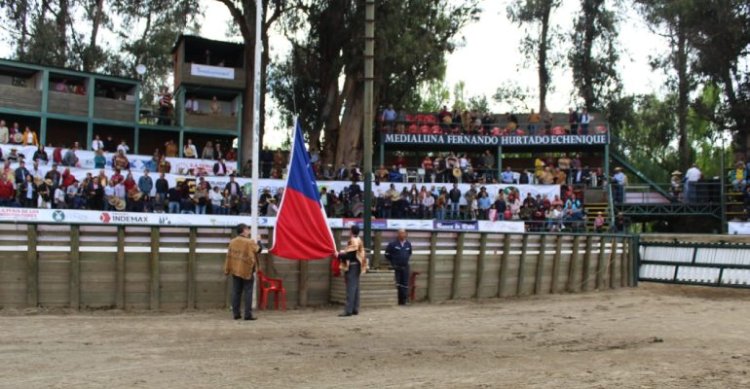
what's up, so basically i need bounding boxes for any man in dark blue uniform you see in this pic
[385,229,412,305]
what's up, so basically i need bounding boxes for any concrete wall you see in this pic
[0,223,636,310]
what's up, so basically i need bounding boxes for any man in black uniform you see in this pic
[385,229,413,305]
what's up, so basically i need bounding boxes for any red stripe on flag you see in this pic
[270,188,336,260]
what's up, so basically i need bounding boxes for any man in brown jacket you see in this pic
[224,223,263,320]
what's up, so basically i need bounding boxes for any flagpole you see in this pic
[250,0,263,240]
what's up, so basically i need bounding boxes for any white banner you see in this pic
[0,145,237,176]
[190,64,235,80]
[728,222,750,235]
[0,207,525,232]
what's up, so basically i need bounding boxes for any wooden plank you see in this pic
[299,260,309,307]
[498,234,511,297]
[187,227,197,310]
[373,230,382,269]
[149,227,160,310]
[596,237,606,290]
[427,232,438,303]
[534,235,546,295]
[567,236,581,292]
[622,237,629,287]
[516,234,529,296]
[582,236,593,292]
[26,224,38,307]
[609,237,618,289]
[550,235,562,294]
[69,225,80,310]
[115,226,125,309]
[475,233,487,299]
[451,233,465,300]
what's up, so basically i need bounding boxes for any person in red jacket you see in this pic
[0,174,14,206]
[53,146,64,165]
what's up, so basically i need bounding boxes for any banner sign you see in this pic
[0,207,526,232]
[0,145,237,176]
[433,220,479,231]
[728,222,750,235]
[190,64,235,80]
[383,133,609,147]
[342,218,388,229]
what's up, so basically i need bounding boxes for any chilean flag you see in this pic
[270,120,337,260]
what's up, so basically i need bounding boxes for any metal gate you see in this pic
[638,235,750,288]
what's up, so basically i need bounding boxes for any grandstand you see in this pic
[0,35,736,234]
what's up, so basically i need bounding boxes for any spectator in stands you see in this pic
[208,186,223,214]
[92,149,105,169]
[382,104,397,125]
[154,173,168,212]
[7,147,21,163]
[53,183,66,209]
[482,150,494,180]
[164,140,178,157]
[117,140,130,154]
[183,138,198,158]
[0,120,8,144]
[113,150,130,170]
[612,167,627,203]
[214,143,224,160]
[166,184,181,214]
[186,95,199,113]
[568,108,579,134]
[138,170,153,209]
[421,156,434,183]
[210,96,222,115]
[554,168,567,185]
[37,178,52,209]
[62,143,80,167]
[32,144,48,164]
[438,106,451,124]
[14,159,29,187]
[18,174,36,208]
[594,212,605,233]
[28,160,41,178]
[202,141,215,160]
[334,163,348,181]
[684,163,702,203]
[501,166,515,184]
[0,174,14,206]
[194,181,209,215]
[21,126,38,146]
[91,134,103,151]
[9,122,21,144]
[729,162,746,192]
[387,165,402,183]
[158,87,173,125]
[528,109,541,134]
[448,183,461,219]
[103,135,116,152]
[670,170,683,201]
[213,158,228,176]
[580,109,591,135]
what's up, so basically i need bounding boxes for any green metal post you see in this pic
[496,145,502,182]
[235,93,243,172]
[40,70,49,145]
[178,130,184,158]
[134,83,141,154]
[86,76,95,149]
[177,87,186,128]
[720,136,727,233]
[604,144,615,227]
[362,0,375,251]
[379,140,384,170]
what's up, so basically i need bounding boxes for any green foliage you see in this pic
[417,80,451,112]
[468,94,490,114]
[493,81,532,112]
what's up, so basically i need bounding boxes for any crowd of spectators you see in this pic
[379,105,605,136]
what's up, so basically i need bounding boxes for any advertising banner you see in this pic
[383,133,609,147]
[190,64,235,80]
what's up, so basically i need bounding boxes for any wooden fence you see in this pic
[0,223,637,310]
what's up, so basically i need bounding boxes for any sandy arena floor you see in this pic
[1,284,749,388]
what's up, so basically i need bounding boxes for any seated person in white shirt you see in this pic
[186,96,200,114]
[116,140,130,154]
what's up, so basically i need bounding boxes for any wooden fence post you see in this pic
[427,232,438,303]
[299,260,309,307]
[550,235,562,294]
[516,234,529,296]
[115,226,125,309]
[497,234,511,297]
[26,224,38,308]
[69,225,80,310]
[187,227,197,310]
[149,227,160,310]
[596,237,607,290]
[567,236,581,292]
[475,233,487,299]
[534,235,546,295]
[609,237,618,289]
[373,230,382,269]
[451,233,465,300]
[582,236,593,291]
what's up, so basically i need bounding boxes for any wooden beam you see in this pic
[115,226,125,309]
[596,237,606,290]
[69,225,80,310]
[609,237,618,289]
[372,230,382,269]
[187,227,197,310]
[427,232,438,303]
[451,233,465,300]
[567,236,581,292]
[534,235,546,295]
[516,234,529,297]
[26,224,38,308]
[299,260,309,307]
[620,236,628,288]
[550,235,562,294]
[149,227,160,310]
[498,234,511,297]
[475,233,487,299]
[582,236,593,291]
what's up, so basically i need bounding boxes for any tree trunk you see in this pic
[240,44,256,167]
[581,0,600,111]
[676,18,690,170]
[84,0,104,72]
[56,0,69,66]
[335,74,365,167]
[538,2,552,114]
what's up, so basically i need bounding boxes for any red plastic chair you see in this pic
[257,270,287,311]
[409,271,420,302]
